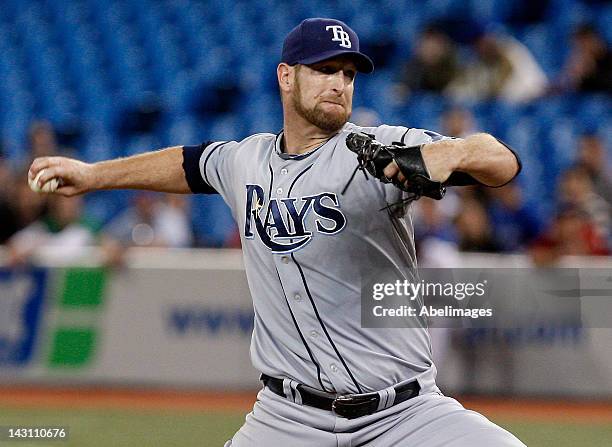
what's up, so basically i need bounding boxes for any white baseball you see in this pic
[29,169,60,193]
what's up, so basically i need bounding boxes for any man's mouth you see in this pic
[321,101,344,108]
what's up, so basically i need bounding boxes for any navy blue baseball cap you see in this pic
[281,18,374,73]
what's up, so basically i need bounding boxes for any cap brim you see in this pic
[298,49,374,74]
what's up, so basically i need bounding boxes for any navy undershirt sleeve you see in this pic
[182,142,218,194]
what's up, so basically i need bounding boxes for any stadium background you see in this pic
[0,0,611,445]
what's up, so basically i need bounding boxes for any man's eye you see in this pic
[319,66,335,74]
[345,71,356,80]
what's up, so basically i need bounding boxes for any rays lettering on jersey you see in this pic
[244,184,346,253]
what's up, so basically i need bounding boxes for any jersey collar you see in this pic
[274,129,340,161]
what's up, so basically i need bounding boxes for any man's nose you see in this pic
[330,71,346,93]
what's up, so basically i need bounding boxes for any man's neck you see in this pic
[281,112,341,155]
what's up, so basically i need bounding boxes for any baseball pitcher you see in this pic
[28,18,525,446]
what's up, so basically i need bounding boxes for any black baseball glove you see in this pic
[345,132,446,200]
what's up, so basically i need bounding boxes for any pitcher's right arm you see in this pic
[28,146,198,196]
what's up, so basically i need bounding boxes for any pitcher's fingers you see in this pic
[383,161,399,178]
[29,157,62,179]
[29,158,49,179]
[36,166,66,188]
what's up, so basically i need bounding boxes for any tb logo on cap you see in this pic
[326,25,351,48]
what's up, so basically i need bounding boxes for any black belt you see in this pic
[261,374,421,419]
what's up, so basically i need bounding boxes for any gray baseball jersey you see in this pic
[183,122,526,447]
[184,122,448,395]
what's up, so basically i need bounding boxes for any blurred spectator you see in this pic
[399,25,459,95]
[9,170,49,235]
[528,236,561,267]
[441,107,477,138]
[2,122,83,244]
[575,132,612,204]
[560,24,612,93]
[25,120,77,169]
[28,120,59,160]
[351,107,382,127]
[486,184,543,252]
[454,196,500,252]
[0,144,11,187]
[413,196,461,266]
[7,195,98,266]
[558,166,611,240]
[447,31,548,103]
[103,192,193,248]
[530,206,609,258]
[0,147,20,244]
[414,197,457,244]
[161,194,194,247]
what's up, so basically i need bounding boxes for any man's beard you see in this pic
[291,80,350,132]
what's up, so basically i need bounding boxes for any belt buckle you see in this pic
[332,393,379,419]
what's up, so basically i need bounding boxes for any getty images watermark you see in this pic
[371,279,492,320]
[361,268,611,329]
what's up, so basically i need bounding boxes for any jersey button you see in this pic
[281,256,290,264]
[281,168,288,175]
[276,187,283,195]
[330,363,339,373]
[294,294,302,301]
[309,330,318,339]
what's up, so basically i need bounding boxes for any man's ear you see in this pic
[277,63,293,93]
